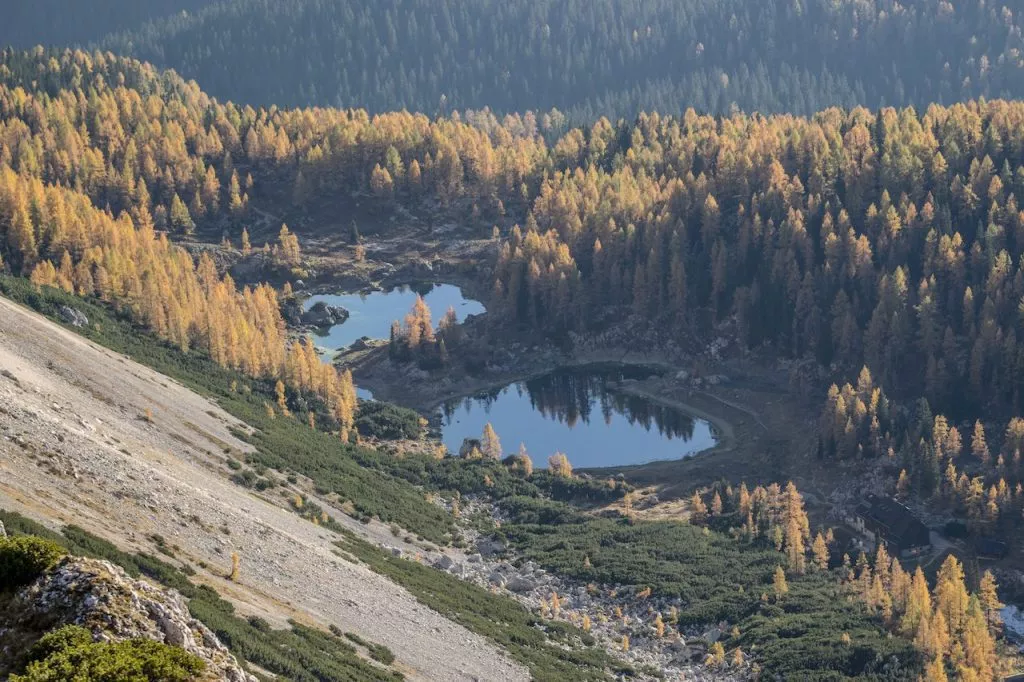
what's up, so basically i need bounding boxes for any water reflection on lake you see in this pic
[440,366,716,468]
[304,283,485,353]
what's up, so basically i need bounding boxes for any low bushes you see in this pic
[0,535,65,589]
[355,401,422,440]
[13,625,205,682]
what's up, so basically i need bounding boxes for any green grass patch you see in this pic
[355,401,423,440]
[11,625,205,682]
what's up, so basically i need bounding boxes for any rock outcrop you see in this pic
[301,301,349,327]
[458,437,482,458]
[3,556,255,682]
[57,304,89,327]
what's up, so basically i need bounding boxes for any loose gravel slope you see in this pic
[0,295,528,682]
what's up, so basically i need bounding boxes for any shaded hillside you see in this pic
[0,1,213,49]
[98,0,1024,117]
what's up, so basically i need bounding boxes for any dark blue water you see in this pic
[304,283,485,353]
[440,366,717,468]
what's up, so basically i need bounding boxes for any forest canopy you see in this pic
[4,0,1024,119]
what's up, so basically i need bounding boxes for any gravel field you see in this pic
[0,295,528,682]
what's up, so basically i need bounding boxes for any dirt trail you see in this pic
[0,296,528,682]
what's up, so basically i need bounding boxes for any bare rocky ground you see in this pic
[1,554,255,682]
[401,499,749,682]
[0,295,528,682]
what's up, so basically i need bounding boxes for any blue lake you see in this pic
[439,366,717,469]
[304,283,485,352]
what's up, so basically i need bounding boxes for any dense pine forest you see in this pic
[6,47,1024,513]
[95,0,1024,117]
[4,0,1024,118]
[0,1,214,50]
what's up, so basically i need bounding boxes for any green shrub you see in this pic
[0,535,65,589]
[230,470,257,488]
[355,401,422,440]
[12,625,205,682]
[367,642,396,665]
[24,625,93,663]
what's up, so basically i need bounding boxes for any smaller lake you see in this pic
[304,283,485,353]
[440,366,717,468]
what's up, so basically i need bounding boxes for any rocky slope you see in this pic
[1,555,254,681]
[0,295,528,681]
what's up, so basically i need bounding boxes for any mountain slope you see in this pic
[0,1,214,48]
[0,294,529,682]
[98,0,1024,117]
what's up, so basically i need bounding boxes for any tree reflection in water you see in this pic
[440,365,712,467]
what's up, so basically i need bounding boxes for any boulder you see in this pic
[459,438,483,458]
[350,336,373,351]
[488,571,507,587]
[702,627,721,643]
[58,305,88,328]
[667,636,688,652]
[301,302,349,327]
[434,555,456,571]
[506,576,537,593]
[476,538,506,557]
[280,299,303,326]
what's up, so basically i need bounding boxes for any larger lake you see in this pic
[304,283,486,352]
[439,365,717,469]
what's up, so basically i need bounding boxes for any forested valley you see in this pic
[1,2,1024,680]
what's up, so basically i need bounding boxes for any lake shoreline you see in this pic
[435,364,718,468]
[304,279,742,471]
[352,343,730,469]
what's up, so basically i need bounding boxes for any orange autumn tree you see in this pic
[852,552,996,681]
[0,167,357,440]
